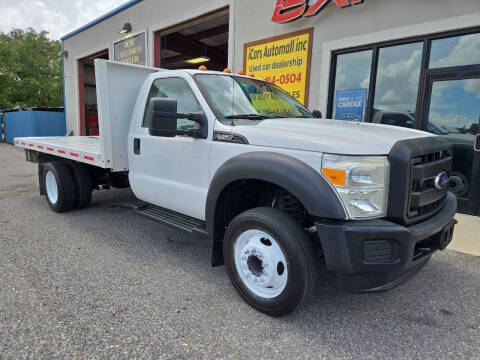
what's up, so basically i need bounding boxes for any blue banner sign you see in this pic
[334,89,367,122]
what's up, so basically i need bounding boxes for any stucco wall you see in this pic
[63,0,480,134]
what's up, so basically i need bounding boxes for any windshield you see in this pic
[195,74,312,123]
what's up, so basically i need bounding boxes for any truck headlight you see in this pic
[321,154,390,219]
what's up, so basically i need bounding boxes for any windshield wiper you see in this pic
[224,114,270,120]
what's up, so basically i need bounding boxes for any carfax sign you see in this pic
[244,28,313,106]
[334,89,367,122]
[114,32,147,65]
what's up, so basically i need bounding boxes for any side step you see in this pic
[137,203,209,238]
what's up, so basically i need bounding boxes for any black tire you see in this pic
[224,207,317,317]
[71,164,93,209]
[43,162,74,213]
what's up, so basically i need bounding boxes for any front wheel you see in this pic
[224,207,317,317]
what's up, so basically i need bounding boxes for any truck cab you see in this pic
[16,60,457,316]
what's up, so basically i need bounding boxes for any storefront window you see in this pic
[426,79,480,199]
[429,33,480,68]
[371,42,423,128]
[332,50,372,121]
[427,79,480,135]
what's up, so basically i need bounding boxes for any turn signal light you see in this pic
[249,73,256,77]
[237,70,245,75]
[198,65,207,71]
[322,168,346,187]
[224,68,232,73]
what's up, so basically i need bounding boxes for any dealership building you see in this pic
[61,0,480,216]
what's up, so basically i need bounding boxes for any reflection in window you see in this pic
[427,79,480,135]
[333,50,372,120]
[195,75,311,122]
[427,79,480,199]
[143,77,201,129]
[430,33,480,68]
[371,42,423,128]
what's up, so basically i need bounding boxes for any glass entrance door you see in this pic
[421,74,480,215]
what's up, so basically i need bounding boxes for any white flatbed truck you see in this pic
[16,60,457,316]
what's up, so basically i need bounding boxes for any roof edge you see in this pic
[61,0,143,41]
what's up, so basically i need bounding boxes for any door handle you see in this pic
[475,134,480,152]
[133,138,141,155]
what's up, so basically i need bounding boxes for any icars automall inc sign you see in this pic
[244,29,313,106]
[272,0,364,23]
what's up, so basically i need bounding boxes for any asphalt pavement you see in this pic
[0,143,479,359]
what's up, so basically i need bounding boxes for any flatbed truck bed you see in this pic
[15,60,161,172]
[15,136,104,168]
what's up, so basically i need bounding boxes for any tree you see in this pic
[0,28,63,109]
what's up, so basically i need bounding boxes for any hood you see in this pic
[233,118,434,155]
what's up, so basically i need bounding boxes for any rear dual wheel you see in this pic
[43,162,92,213]
[71,164,92,209]
[44,162,74,213]
[224,207,317,317]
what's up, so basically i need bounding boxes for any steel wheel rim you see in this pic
[234,229,288,299]
[45,171,58,204]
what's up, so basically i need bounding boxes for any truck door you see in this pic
[129,76,210,220]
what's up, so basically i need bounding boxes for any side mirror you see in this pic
[149,98,178,137]
[312,110,322,118]
[148,98,207,138]
[475,134,480,152]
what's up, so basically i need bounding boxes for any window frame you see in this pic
[327,26,480,128]
[142,76,204,128]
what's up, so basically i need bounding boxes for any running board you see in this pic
[137,203,209,237]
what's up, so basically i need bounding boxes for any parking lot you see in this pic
[0,142,479,359]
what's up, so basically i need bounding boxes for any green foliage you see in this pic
[0,28,63,109]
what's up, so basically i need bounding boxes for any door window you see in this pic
[426,78,480,200]
[371,42,423,128]
[143,77,201,129]
[429,33,480,69]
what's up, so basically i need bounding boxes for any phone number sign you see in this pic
[244,28,313,106]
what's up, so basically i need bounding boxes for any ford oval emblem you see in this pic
[435,171,449,190]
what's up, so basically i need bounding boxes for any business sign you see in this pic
[334,89,367,122]
[244,28,313,106]
[114,32,146,65]
[272,0,364,23]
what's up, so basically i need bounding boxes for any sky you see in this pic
[0,0,127,40]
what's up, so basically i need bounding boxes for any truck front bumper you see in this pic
[315,192,457,293]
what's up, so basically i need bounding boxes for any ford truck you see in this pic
[15,60,457,316]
